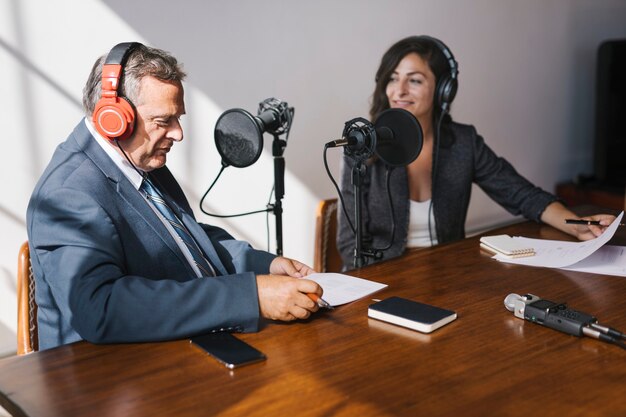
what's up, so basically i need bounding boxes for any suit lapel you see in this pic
[181,214,228,275]
[72,121,198,276]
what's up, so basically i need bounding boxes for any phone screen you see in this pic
[191,332,266,369]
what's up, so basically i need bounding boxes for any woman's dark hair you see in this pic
[370,36,453,124]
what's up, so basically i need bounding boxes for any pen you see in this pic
[565,219,625,226]
[565,219,602,226]
[308,293,334,310]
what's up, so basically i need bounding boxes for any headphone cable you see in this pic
[324,145,396,256]
[115,139,146,180]
[324,144,355,234]
[427,110,445,246]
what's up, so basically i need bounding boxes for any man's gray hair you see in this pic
[82,43,186,115]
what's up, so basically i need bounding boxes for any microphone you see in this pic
[326,123,388,149]
[256,97,294,136]
[503,293,522,315]
[214,98,294,168]
[326,108,423,167]
[504,293,596,334]
[503,293,626,349]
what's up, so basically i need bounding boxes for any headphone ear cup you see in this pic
[436,75,458,110]
[93,96,135,141]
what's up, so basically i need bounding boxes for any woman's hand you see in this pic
[570,214,617,240]
[541,201,617,241]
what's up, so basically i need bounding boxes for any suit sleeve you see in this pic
[199,223,276,274]
[30,186,262,345]
[472,130,558,222]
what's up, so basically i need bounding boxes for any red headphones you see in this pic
[92,42,141,141]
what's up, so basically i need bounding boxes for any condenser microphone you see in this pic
[214,98,294,168]
[326,108,423,167]
[325,123,389,149]
[256,97,294,136]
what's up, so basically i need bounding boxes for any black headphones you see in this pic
[418,35,459,113]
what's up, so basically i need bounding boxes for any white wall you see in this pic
[1,0,625,356]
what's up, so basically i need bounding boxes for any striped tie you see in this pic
[141,177,215,277]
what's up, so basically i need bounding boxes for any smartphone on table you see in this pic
[191,332,266,369]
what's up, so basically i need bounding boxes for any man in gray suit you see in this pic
[27,42,322,350]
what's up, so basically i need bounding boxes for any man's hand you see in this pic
[269,256,316,278]
[256,275,322,321]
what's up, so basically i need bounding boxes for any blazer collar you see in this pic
[71,119,127,185]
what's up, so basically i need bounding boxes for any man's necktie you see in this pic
[141,177,215,277]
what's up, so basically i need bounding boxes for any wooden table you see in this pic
[1,221,625,417]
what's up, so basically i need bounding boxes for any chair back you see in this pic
[313,198,343,273]
[17,241,38,355]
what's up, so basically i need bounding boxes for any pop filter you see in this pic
[330,108,423,167]
[213,98,294,169]
[214,108,263,168]
[374,108,423,167]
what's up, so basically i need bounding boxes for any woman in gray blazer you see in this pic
[337,36,616,270]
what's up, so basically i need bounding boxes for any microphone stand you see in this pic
[352,160,366,268]
[351,159,381,268]
[271,134,287,256]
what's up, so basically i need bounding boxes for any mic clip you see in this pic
[257,97,294,137]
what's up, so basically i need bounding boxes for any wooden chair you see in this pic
[17,241,38,355]
[313,198,343,273]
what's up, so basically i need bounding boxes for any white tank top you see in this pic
[406,199,438,248]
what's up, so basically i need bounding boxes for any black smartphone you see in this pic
[190,332,266,369]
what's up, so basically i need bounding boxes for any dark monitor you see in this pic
[594,39,626,188]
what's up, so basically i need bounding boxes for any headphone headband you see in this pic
[105,42,140,65]
[418,35,459,112]
[418,35,458,81]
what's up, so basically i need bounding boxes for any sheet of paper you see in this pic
[493,211,624,270]
[306,273,388,306]
[562,245,626,277]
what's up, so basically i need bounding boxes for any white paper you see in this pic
[306,273,388,306]
[493,211,625,276]
[562,245,626,276]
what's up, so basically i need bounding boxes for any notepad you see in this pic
[479,234,535,258]
[368,297,457,333]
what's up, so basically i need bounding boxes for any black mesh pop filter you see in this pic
[214,109,263,168]
[374,108,423,167]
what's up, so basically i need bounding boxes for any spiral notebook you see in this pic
[479,234,536,258]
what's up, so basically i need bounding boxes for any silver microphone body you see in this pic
[503,293,542,319]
